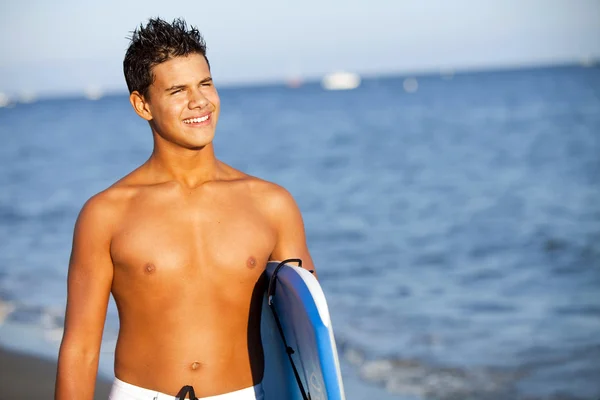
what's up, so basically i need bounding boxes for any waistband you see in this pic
[109,378,264,400]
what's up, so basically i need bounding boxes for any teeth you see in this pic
[184,115,209,124]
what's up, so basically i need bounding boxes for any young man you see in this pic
[55,18,315,400]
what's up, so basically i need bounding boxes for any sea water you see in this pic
[0,65,599,399]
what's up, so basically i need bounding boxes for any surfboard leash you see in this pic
[267,258,311,400]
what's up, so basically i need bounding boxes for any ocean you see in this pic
[0,65,599,399]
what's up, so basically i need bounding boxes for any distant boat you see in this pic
[0,93,10,108]
[321,71,361,91]
[84,85,103,100]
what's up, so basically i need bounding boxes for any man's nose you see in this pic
[188,89,209,109]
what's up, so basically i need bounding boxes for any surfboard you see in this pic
[261,260,346,400]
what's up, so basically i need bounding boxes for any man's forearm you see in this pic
[55,346,100,400]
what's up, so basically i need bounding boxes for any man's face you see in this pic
[143,53,220,149]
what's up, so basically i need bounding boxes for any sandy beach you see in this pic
[0,346,112,400]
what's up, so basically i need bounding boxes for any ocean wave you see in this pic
[335,336,597,400]
[0,297,65,343]
[342,348,524,399]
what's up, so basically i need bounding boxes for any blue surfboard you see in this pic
[261,261,346,400]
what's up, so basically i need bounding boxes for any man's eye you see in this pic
[201,83,212,87]
[171,89,182,94]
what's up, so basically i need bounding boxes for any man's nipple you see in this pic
[144,263,156,274]
[247,256,257,269]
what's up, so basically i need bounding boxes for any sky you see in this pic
[1,0,599,97]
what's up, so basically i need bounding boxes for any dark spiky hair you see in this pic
[123,17,209,97]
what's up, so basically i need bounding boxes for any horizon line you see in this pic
[0,58,597,106]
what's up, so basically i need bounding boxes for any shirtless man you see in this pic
[55,17,315,400]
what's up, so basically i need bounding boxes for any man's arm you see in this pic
[267,186,317,277]
[55,194,115,400]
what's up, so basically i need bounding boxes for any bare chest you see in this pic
[110,192,276,280]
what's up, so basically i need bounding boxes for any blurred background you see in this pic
[1,1,599,399]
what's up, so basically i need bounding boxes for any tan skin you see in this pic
[55,53,315,399]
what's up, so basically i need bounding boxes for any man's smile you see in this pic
[183,113,211,124]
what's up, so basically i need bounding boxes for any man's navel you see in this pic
[190,361,202,371]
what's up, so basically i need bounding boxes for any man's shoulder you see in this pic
[84,185,134,211]
[238,175,299,216]
[239,176,306,243]
[214,161,291,200]
[237,174,291,201]
[77,179,140,228]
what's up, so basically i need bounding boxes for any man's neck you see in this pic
[146,142,222,189]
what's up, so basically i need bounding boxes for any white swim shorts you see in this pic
[108,378,264,400]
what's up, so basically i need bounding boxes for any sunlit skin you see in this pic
[55,54,316,399]
[134,53,221,154]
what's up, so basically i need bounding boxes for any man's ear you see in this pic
[129,91,152,121]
